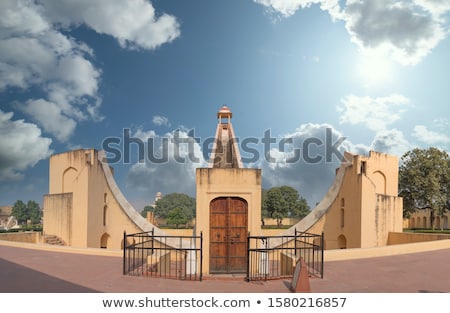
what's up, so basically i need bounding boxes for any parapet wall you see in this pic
[388,232,450,245]
[0,232,40,244]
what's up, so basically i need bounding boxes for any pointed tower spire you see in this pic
[209,105,243,168]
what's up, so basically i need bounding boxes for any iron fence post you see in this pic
[200,231,203,281]
[246,232,250,282]
[321,232,324,278]
[123,231,126,275]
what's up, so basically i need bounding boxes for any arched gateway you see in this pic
[196,105,262,275]
[209,196,248,273]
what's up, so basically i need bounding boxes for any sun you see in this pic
[355,49,395,88]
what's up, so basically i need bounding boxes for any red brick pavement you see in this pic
[1,244,449,293]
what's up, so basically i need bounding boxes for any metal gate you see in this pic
[246,230,324,281]
[123,230,203,281]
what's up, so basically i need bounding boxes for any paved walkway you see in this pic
[1,244,449,293]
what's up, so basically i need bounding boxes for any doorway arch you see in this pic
[209,197,248,274]
[337,235,347,249]
[100,233,110,249]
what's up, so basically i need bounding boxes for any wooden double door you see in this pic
[209,197,248,274]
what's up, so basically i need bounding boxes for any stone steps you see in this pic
[43,235,66,246]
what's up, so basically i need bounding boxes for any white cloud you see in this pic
[254,0,449,65]
[254,0,341,18]
[0,110,53,181]
[126,128,207,197]
[260,123,369,206]
[415,0,450,16]
[0,1,101,141]
[152,115,171,127]
[337,94,411,131]
[18,99,77,142]
[343,0,447,65]
[0,0,179,142]
[370,128,412,157]
[39,0,180,50]
[413,125,450,145]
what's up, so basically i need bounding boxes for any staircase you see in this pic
[43,235,66,246]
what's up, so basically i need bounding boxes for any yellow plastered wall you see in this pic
[44,149,146,250]
[196,167,261,274]
[304,151,403,249]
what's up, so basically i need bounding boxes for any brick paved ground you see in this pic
[1,244,449,293]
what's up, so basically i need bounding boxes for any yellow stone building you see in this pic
[43,105,403,275]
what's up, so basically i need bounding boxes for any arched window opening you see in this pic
[337,235,347,249]
[100,233,110,249]
[103,205,107,226]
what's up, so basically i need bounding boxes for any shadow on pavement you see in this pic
[0,258,99,293]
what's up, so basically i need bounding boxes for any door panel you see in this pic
[210,197,248,274]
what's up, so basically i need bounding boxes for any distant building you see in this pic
[0,206,12,228]
[151,192,163,208]
[405,208,449,229]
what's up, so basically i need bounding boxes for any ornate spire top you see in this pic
[210,105,242,168]
[217,105,232,121]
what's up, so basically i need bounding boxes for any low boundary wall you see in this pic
[388,231,450,244]
[0,232,40,244]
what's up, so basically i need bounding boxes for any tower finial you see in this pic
[217,105,232,122]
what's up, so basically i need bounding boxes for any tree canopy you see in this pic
[153,193,196,220]
[141,205,153,218]
[166,207,189,228]
[262,186,310,226]
[11,200,42,225]
[399,147,450,221]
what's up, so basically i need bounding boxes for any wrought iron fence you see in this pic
[246,230,323,281]
[123,229,203,281]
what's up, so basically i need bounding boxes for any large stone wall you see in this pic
[43,193,73,245]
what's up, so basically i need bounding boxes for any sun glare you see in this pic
[356,50,395,88]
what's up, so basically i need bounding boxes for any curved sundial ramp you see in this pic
[98,150,192,249]
[267,160,352,248]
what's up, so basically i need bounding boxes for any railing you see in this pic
[123,229,203,281]
[246,230,323,281]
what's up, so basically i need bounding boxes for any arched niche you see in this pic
[62,167,78,193]
[337,234,347,249]
[371,170,386,194]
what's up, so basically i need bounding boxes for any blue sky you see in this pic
[1,0,450,210]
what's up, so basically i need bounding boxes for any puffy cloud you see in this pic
[415,0,450,16]
[253,0,449,65]
[337,94,411,131]
[370,128,412,157]
[343,0,447,65]
[0,1,100,141]
[126,128,207,197]
[413,125,450,145]
[38,0,180,50]
[0,0,179,142]
[253,0,341,18]
[18,99,77,142]
[259,123,369,206]
[152,115,171,127]
[0,110,53,181]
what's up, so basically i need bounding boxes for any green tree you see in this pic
[262,186,310,226]
[290,196,311,218]
[141,205,154,218]
[27,200,42,224]
[261,189,269,226]
[11,200,42,225]
[399,147,450,229]
[11,200,27,224]
[166,207,189,228]
[153,193,196,220]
